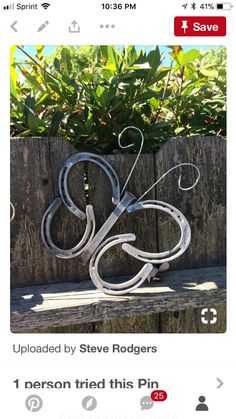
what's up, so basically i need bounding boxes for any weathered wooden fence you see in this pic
[10,136,226,333]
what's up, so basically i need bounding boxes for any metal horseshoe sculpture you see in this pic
[41,126,200,295]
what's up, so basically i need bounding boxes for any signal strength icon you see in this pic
[3,3,14,9]
[41,2,50,9]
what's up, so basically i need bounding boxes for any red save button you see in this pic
[174,16,226,36]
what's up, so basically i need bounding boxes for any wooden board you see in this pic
[31,307,226,333]
[10,138,88,287]
[11,266,226,333]
[155,136,226,270]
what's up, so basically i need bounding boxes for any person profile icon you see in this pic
[196,396,209,411]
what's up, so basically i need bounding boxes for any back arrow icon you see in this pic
[217,378,224,389]
[10,21,18,32]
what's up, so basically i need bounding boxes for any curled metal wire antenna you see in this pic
[10,202,15,222]
[118,126,144,196]
[137,163,200,202]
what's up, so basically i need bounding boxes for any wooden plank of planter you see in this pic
[31,306,226,333]
[87,154,157,278]
[11,266,226,333]
[10,138,88,287]
[93,314,162,333]
[155,136,226,270]
[32,314,162,333]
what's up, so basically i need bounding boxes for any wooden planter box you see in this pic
[10,136,226,333]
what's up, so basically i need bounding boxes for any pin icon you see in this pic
[25,395,43,412]
[181,20,188,33]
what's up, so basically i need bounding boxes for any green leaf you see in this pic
[130,90,160,105]
[49,111,64,136]
[172,49,184,66]
[147,47,160,74]
[106,46,119,69]
[100,46,108,60]
[102,64,117,71]
[128,62,151,70]
[175,127,186,134]
[18,67,45,92]
[102,69,114,82]
[47,79,64,97]
[54,58,60,71]
[60,47,72,74]
[95,86,111,108]
[203,98,225,106]
[27,114,46,134]
[23,94,36,120]
[10,46,17,97]
[150,97,160,109]
[125,46,138,66]
[35,45,44,60]
[149,69,170,84]
[25,94,36,111]
[182,49,202,65]
[173,49,202,70]
[96,85,105,98]
[200,68,218,78]
[36,93,55,108]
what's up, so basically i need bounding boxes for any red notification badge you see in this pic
[151,390,168,402]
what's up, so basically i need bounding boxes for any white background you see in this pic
[0,0,235,417]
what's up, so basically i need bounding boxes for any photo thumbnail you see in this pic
[10,45,226,333]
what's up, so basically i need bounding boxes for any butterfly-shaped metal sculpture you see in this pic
[41,127,200,295]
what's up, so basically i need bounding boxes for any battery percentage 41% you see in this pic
[200,3,215,8]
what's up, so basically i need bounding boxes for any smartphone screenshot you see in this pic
[0,0,235,417]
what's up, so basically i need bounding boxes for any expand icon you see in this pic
[41,126,200,295]
[201,308,218,325]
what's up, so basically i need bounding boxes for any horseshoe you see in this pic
[41,152,121,259]
[58,152,121,220]
[123,200,191,263]
[41,197,96,259]
[89,234,154,295]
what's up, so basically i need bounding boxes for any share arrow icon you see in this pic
[69,20,80,33]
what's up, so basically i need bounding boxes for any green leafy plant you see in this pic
[10,45,226,153]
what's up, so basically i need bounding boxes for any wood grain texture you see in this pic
[10,138,88,287]
[154,136,226,270]
[29,315,161,333]
[93,314,161,333]
[11,266,226,333]
[33,324,94,333]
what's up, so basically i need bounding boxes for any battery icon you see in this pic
[216,3,233,9]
